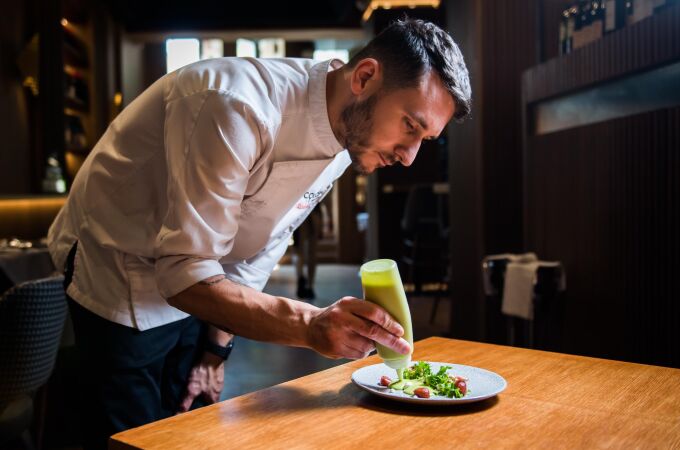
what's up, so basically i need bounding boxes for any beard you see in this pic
[340,93,379,175]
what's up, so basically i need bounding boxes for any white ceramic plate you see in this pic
[351,361,507,405]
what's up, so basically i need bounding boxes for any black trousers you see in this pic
[64,245,207,450]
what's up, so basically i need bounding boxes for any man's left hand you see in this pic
[178,351,225,413]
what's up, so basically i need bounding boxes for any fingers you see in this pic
[308,297,411,360]
[341,297,405,337]
[338,298,411,355]
[178,363,225,413]
[208,368,223,403]
[202,386,221,404]
[341,331,376,359]
[178,389,197,413]
[350,318,410,355]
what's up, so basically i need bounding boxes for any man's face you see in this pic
[341,70,455,175]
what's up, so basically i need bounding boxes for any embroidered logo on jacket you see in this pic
[296,183,332,209]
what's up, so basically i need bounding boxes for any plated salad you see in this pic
[378,361,469,399]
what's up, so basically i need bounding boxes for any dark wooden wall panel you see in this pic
[445,0,543,340]
[446,0,486,341]
[542,0,573,61]
[526,107,680,367]
[481,0,540,255]
[0,0,34,194]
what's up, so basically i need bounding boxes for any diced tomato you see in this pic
[380,376,392,386]
[455,379,467,395]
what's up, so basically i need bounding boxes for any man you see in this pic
[48,18,471,449]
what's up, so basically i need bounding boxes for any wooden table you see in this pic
[110,337,680,449]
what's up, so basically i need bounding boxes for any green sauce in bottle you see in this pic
[360,259,414,370]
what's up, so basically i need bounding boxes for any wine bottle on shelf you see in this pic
[604,0,614,32]
[583,0,593,47]
[572,1,584,50]
[625,0,634,25]
[42,154,67,194]
[567,3,577,54]
[559,9,568,55]
[605,0,626,33]
[590,1,604,43]
[583,0,595,48]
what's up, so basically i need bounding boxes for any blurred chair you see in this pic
[0,276,67,450]
[482,257,566,350]
[532,264,566,351]
[400,184,449,323]
[482,257,511,345]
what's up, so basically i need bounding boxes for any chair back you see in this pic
[0,276,66,402]
[401,184,447,237]
[400,184,450,291]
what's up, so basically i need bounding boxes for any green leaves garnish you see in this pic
[400,362,467,399]
[403,361,434,379]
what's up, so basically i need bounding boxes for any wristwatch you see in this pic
[204,339,235,360]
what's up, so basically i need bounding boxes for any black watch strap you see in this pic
[204,339,234,360]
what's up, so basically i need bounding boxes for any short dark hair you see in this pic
[348,18,472,121]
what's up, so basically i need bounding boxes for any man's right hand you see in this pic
[306,296,411,359]
[169,278,410,360]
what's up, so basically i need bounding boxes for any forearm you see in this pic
[207,325,233,346]
[168,274,319,348]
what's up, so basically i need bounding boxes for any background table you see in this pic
[0,247,56,294]
[110,337,680,449]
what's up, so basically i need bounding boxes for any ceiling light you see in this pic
[362,0,441,21]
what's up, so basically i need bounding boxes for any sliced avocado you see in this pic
[388,378,407,390]
[403,380,427,396]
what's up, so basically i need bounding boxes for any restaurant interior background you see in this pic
[0,0,678,448]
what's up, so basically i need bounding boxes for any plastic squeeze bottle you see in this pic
[359,259,413,370]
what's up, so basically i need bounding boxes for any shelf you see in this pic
[523,5,680,104]
[65,97,89,113]
[64,64,89,78]
[531,61,680,135]
[64,107,86,117]
[66,147,92,155]
[0,194,67,201]
[62,27,89,69]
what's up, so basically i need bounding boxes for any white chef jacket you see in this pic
[47,57,351,330]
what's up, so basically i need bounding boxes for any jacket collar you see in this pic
[308,59,345,157]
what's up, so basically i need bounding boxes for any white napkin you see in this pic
[482,253,537,295]
[501,260,566,320]
[482,253,537,265]
[502,261,540,320]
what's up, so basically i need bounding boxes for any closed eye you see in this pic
[404,117,416,133]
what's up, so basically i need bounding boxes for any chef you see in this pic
[48,18,471,449]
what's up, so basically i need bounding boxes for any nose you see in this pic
[395,140,421,167]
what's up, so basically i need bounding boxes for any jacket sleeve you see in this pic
[154,90,270,299]
[222,235,291,291]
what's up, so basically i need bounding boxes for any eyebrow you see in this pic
[407,111,429,131]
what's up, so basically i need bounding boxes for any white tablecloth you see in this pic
[0,247,58,293]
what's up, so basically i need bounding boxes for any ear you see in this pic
[349,58,382,98]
